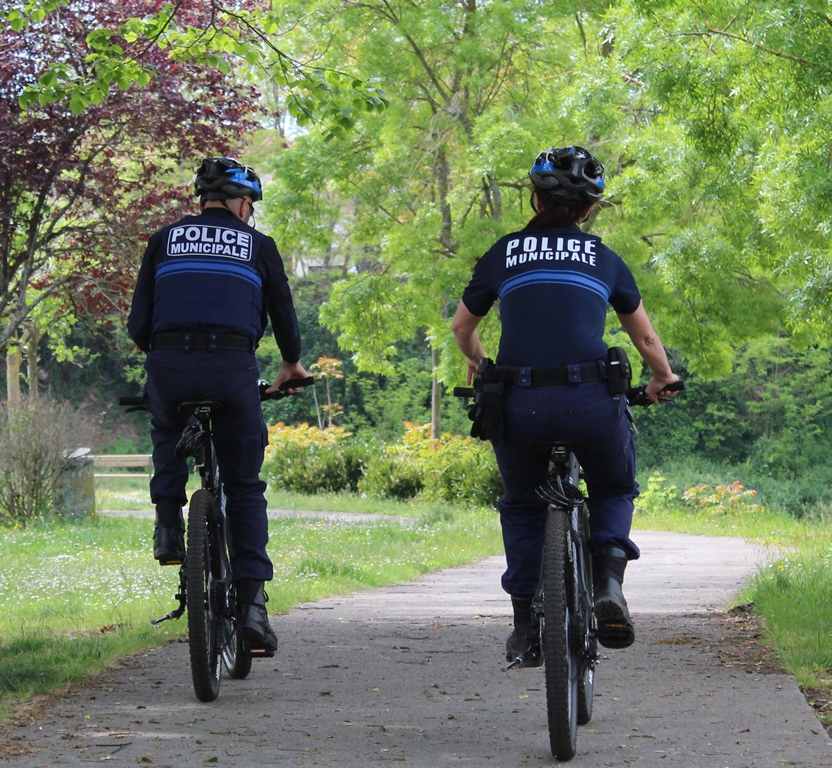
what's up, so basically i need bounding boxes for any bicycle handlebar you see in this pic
[258,377,315,401]
[452,380,685,406]
[119,377,315,410]
[626,379,685,407]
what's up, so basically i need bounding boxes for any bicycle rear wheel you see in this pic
[543,506,579,761]
[186,489,222,702]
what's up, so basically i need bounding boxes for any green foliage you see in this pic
[263,420,502,507]
[359,422,503,507]
[359,452,425,500]
[10,2,387,138]
[263,423,368,494]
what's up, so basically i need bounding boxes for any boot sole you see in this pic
[595,598,635,649]
[237,625,278,656]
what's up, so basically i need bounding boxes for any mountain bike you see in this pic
[454,378,683,760]
[120,376,314,702]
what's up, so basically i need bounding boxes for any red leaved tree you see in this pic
[0,0,261,399]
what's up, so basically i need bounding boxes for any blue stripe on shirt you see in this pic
[498,270,611,303]
[156,259,263,290]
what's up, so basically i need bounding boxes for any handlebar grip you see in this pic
[453,387,475,398]
[259,377,315,401]
[278,377,315,391]
[626,379,686,407]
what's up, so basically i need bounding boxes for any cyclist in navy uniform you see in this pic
[452,146,679,656]
[128,157,309,653]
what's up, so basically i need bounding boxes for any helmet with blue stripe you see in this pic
[194,157,263,202]
[529,146,605,202]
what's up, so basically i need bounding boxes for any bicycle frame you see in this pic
[454,376,683,761]
[529,442,598,760]
[148,404,232,629]
[121,376,315,701]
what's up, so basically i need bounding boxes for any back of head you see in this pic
[529,146,605,204]
[194,157,263,202]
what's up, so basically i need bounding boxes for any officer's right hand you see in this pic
[268,360,311,395]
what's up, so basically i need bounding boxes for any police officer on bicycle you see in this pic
[128,157,309,653]
[452,145,679,657]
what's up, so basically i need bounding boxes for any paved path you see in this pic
[1,530,830,767]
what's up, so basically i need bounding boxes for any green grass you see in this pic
[0,481,502,719]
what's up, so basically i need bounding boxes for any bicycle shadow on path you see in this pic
[1,530,830,767]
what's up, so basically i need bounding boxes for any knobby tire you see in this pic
[543,506,579,761]
[576,501,595,726]
[186,490,222,702]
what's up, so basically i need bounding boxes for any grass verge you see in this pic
[635,469,832,733]
[0,484,501,721]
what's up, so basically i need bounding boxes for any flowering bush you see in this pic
[682,480,764,515]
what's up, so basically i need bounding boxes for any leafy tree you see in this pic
[0,0,259,393]
[6,0,387,138]
[265,0,587,434]
[556,0,832,370]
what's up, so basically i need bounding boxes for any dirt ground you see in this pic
[1,529,830,767]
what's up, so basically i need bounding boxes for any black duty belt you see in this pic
[151,333,255,353]
[503,362,605,387]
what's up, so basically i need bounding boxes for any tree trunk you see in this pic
[431,346,441,439]
[26,327,40,402]
[6,345,22,406]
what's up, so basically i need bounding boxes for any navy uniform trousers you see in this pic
[145,348,273,583]
[493,380,640,598]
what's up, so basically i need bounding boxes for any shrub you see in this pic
[359,422,502,507]
[263,422,369,494]
[358,451,424,499]
[0,397,97,524]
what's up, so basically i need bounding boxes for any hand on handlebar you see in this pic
[628,379,685,407]
[644,374,682,404]
[267,360,312,395]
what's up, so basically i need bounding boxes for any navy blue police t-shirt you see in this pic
[461,224,641,367]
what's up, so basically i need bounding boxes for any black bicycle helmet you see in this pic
[529,146,605,202]
[194,157,263,202]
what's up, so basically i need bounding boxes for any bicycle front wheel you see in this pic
[543,506,579,761]
[186,489,222,702]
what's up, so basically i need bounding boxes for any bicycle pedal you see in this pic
[596,621,635,649]
[246,646,275,659]
[157,558,183,566]
[502,651,543,672]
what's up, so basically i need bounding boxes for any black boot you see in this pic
[153,497,185,565]
[593,546,635,649]
[505,596,541,667]
[236,580,278,655]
